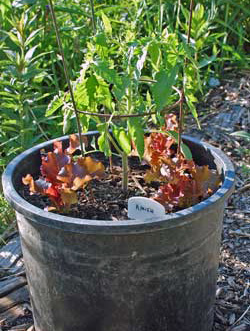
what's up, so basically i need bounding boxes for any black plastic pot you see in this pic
[2,133,235,331]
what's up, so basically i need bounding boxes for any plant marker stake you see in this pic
[177,0,194,156]
[48,0,85,157]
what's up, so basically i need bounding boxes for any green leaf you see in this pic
[152,66,178,111]
[25,45,38,62]
[54,5,91,17]
[112,76,129,101]
[128,118,144,159]
[181,143,193,160]
[0,91,18,99]
[80,114,90,133]
[148,42,161,70]
[24,28,43,47]
[194,4,204,21]
[86,75,98,105]
[96,61,128,101]
[46,93,65,116]
[22,69,44,80]
[97,123,111,156]
[101,11,112,34]
[63,107,72,134]
[198,55,216,68]
[96,78,113,109]
[6,31,20,46]
[231,131,250,141]
[74,81,89,107]
[112,125,131,155]
[13,0,36,5]
[95,33,108,47]
[135,46,148,81]
[95,61,117,84]
[185,97,200,129]
[165,131,193,160]
[30,51,53,64]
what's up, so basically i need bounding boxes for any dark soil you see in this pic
[21,155,162,220]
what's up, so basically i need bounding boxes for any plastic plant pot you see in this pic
[2,132,235,331]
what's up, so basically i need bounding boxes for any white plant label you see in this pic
[128,197,165,221]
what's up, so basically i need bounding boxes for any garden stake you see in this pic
[90,0,96,34]
[177,0,194,156]
[48,0,85,157]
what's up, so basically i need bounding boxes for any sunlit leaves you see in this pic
[0,8,56,171]
[128,117,144,159]
[152,66,179,111]
[97,122,111,157]
[101,11,112,35]
[112,125,131,155]
[148,42,161,71]
[86,75,98,105]
[46,92,68,117]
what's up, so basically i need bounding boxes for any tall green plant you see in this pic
[0,9,53,170]
[46,6,202,191]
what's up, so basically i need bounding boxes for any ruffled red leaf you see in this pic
[145,117,221,212]
[24,137,105,212]
[66,134,88,155]
[164,113,178,131]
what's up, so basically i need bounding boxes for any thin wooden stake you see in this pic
[187,0,194,44]
[90,0,96,33]
[177,0,194,156]
[177,90,184,156]
[48,0,84,157]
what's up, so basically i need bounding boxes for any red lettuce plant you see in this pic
[23,135,105,211]
[23,117,220,215]
[144,114,220,212]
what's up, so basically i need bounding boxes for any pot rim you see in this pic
[2,132,235,234]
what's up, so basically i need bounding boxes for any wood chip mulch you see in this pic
[0,69,249,331]
[186,70,250,331]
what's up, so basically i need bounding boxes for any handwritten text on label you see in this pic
[128,197,165,221]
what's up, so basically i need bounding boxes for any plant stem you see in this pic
[107,132,129,192]
[122,152,129,192]
[48,0,84,157]
[28,107,49,141]
[107,132,122,155]
[109,155,113,173]
[90,0,96,34]
[105,118,113,172]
